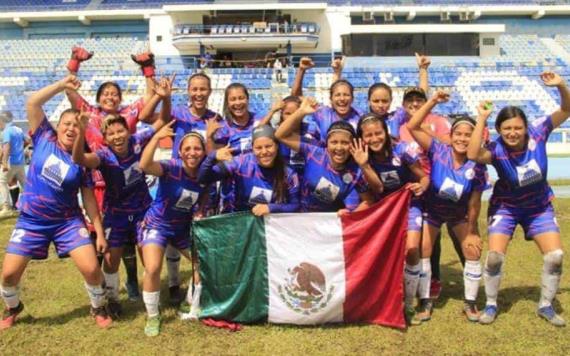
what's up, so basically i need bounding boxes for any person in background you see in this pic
[0,111,27,218]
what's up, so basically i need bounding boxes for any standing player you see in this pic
[0,76,112,329]
[407,91,489,322]
[467,72,570,326]
[138,123,208,336]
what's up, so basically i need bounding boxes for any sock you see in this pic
[418,258,432,300]
[191,283,202,310]
[404,262,421,307]
[103,271,120,302]
[143,291,160,317]
[122,244,138,285]
[0,284,20,309]
[484,251,505,307]
[84,283,106,309]
[539,249,563,309]
[463,260,482,302]
[165,245,181,288]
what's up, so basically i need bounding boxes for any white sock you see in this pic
[484,251,504,307]
[84,283,106,308]
[404,262,421,307]
[143,291,160,318]
[0,284,20,309]
[103,271,120,302]
[165,245,181,288]
[463,260,482,302]
[418,258,432,300]
[539,249,563,309]
[191,283,202,309]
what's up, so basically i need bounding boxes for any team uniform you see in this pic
[6,117,93,259]
[425,140,490,227]
[170,105,219,158]
[370,141,424,231]
[486,115,559,239]
[303,106,361,146]
[198,152,300,213]
[297,142,367,212]
[138,159,206,251]
[95,128,154,248]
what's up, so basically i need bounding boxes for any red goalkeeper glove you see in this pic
[67,46,93,73]
[131,52,155,77]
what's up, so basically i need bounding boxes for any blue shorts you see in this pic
[137,225,192,251]
[407,198,424,232]
[104,211,145,248]
[6,213,92,260]
[425,209,467,229]
[488,203,559,241]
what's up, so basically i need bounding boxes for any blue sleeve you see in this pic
[81,167,94,188]
[197,152,233,184]
[354,172,369,194]
[298,140,318,157]
[427,139,441,161]
[31,117,55,146]
[135,127,156,146]
[2,127,11,144]
[95,147,110,167]
[530,115,553,142]
[268,170,300,213]
[397,142,418,165]
[486,141,499,164]
[159,159,176,178]
[343,187,360,211]
[473,164,491,192]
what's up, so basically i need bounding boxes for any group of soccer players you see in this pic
[0,47,568,336]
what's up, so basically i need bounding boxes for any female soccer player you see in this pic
[71,76,173,318]
[198,124,300,215]
[467,72,570,327]
[0,76,112,329]
[65,46,158,300]
[276,97,374,214]
[138,122,208,336]
[350,113,430,325]
[407,91,489,323]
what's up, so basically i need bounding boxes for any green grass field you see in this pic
[0,201,569,356]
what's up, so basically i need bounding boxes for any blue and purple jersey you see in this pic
[213,112,264,155]
[426,140,489,218]
[298,142,368,212]
[95,128,154,215]
[370,141,419,198]
[487,115,554,209]
[171,105,219,158]
[143,158,206,231]
[304,106,361,145]
[199,152,300,213]
[19,117,93,220]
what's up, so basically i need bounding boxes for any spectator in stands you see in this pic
[204,52,213,68]
[468,71,570,327]
[0,111,27,218]
[222,55,232,68]
[64,46,158,301]
[0,75,112,330]
[273,58,283,83]
[290,57,361,145]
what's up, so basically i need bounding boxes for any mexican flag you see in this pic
[194,189,411,329]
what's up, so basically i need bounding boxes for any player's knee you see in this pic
[485,251,505,276]
[544,249,563,275]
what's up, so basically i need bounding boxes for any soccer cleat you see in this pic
[125,281,141,302]
[168,285,183,306]
[463,301,480,322]
[404,305,422,326]
[416,299,433,322]
[537,306,566,327]
[91,306,112,328]
[479,305,498,325]
[106,301,122,319]
[430,278,442,300]
[144,315,161,337]
[0,302,24,330]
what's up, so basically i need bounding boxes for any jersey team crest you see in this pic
[277,262,335,315]
[41,153,71,187]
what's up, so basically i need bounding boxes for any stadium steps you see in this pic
[540,38,570,66]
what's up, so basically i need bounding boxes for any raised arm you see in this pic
[258,100,285,127]
[72,108,100,169]
[466,101,493,164]
[131,51,157,105]
[81,186,106,254]
[406,90,449,152]
[290,57,314,97]
[28,75,81,134]
[331,57,344,83]
[197,146,234,185]
[416,53,431,93]
[65,46,93,110]
[205,117,224,154]
[540,72,570,128]
[139,120,175,177]
[275,96,318,152]
[349,138,384,195]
